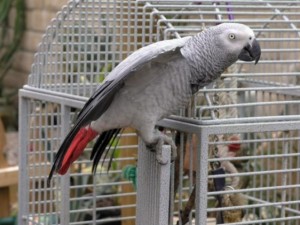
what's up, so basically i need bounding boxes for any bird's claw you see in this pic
[170,142,177,162]
[146,131,178,165]
[147,139,170,165]
[156,153,169,165]
[162,135,177,162]
[155,138,169,165]
[156,135,177,165]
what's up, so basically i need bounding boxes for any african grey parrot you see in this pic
[48,23,261,182]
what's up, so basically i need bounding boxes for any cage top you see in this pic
[24,0,300,124]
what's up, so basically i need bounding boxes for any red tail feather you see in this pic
[58,127,98,175]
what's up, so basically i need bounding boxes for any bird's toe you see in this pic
[156,154,169,165]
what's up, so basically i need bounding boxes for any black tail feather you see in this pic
[92,131,112,173]
[106,129,122,172]
[101,128,122,172]
[91,128,122,174]
[90,131,110,160]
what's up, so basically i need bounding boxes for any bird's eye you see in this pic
[228,33,235,40]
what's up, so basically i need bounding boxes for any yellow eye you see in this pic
[228,33,235,40]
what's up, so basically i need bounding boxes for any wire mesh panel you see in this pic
[165,124,300,225]
[19,0,300,225]
[20,1,141,224]
[145,1,300,224]
[28,0,142,97]
[138,0,300,123]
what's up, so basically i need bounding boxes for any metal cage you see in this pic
[19,1,300,225]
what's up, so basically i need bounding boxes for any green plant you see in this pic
[0,0,26,129]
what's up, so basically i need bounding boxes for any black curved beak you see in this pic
[238,39,261,64]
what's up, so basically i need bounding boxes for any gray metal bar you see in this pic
[137,1,299,4]
[159,116,300,133]
[195,131,209,225]
[18,95,30,225]
[136,143,171,225]
[21,86,300,125]
[60,105,71,225]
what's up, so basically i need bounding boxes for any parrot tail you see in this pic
[47,127,122,186]
[90,128,122,174]
[57,126,98,175]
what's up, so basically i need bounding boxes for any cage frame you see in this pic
[19,87,300,224]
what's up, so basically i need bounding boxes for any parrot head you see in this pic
[215,23,261,64]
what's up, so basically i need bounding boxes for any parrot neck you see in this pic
[181,32,236,89]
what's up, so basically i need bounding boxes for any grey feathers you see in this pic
[48,23,261,181]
